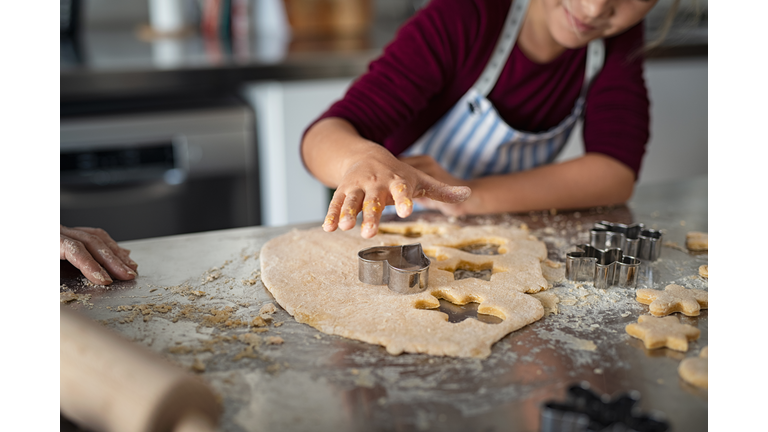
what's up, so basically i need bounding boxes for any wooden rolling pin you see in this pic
[60,306,221,432]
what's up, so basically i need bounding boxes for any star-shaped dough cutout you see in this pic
[686,231,708,251]
[698,265,708,279]
[636,284,708,317]
[678,346,708,388]
[625,315,700,352]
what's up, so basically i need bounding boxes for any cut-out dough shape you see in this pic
[686,231,708,251]
[698,265,708,279]
[625,315,700,352]
[636,284,708,317]
[458,243,501,255]
[260,223,549,358]
[443,260,496,282]
[421,299,503,325]
[678,346,708,388]
[531,292,559,315]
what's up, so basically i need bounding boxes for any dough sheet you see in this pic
[260,223,549,358]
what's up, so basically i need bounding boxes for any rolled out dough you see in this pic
[260,222,549,358]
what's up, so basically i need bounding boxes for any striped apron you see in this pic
[401,0,605,180]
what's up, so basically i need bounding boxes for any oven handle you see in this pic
[60,180,187,209]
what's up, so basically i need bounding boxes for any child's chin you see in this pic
[553,30,594,50]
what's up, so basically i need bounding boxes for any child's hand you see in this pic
[400,155,477,217]
[399,155,464,187]
[321,148,471,238]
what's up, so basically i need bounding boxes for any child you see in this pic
[302,0,663,238]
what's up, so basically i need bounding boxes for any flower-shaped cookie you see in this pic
[636,284,708,317]
[625,315,700,352]
[678,346,708,389]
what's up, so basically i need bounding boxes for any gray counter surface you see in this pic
[60,175,708,432]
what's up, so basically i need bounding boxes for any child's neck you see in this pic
[517,0,567,64]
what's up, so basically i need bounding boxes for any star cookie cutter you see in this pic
[565,244,640,289]
[540,382,669,432]
[358,243,431,294]
[591,221,663,261]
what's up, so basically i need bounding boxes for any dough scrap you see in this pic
[636,284,708,317]
[686,231,708,251]
[259,303,277,315]
[260,223,549,358]
[698,265,708,279]
[531,292,559,315]
[678,346,708,388]
[625,315,700,352]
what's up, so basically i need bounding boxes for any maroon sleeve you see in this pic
[582,22,650,179]
[307,0,481,144]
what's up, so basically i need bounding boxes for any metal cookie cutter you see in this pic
[591,221,663,261]
[565,244,640,289]
[358,243,431,294]
[540,382,669,432]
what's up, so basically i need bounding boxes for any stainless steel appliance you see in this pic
[60,102,259,241]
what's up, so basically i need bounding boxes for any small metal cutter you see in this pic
[358,243,431,294]
[591,221,663,261]
[565,244,640,289]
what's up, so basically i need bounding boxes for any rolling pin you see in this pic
[60,306,221,432]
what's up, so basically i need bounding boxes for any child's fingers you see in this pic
[338,190,364,231]
[323,191,346,232]
[360,192,387,239]
[419,178,472,204]
[389,181,414,218]
[399,155,438,175]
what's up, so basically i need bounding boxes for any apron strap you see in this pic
[473,0,529,97]
[473,0,605,98]
[582,39,605,96]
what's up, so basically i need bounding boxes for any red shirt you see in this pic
[312,0,650,177]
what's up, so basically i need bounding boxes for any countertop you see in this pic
[60,175,708,432]
[60,9,707,105]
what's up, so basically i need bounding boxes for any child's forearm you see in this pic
[301,117,383,188]
[462,153,635,214]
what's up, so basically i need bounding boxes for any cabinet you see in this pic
[244,78,354,226]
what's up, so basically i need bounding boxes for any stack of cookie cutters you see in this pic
[565,221,663,289]
[566,244,640,289]
[590,221,663,262]
[358,243,431,294]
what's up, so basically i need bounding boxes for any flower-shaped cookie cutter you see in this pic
[358,243,431,294]
[540,382,669,432]
[565,244,640,289]
[591,221,663,261]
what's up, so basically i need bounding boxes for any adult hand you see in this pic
[321,146,471,238]
[60,225,138,285]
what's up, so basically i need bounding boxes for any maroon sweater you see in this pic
[312,0,650,177]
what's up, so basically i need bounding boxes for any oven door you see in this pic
[60,105,259,241]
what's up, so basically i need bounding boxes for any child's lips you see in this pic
[564,8,597,33]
